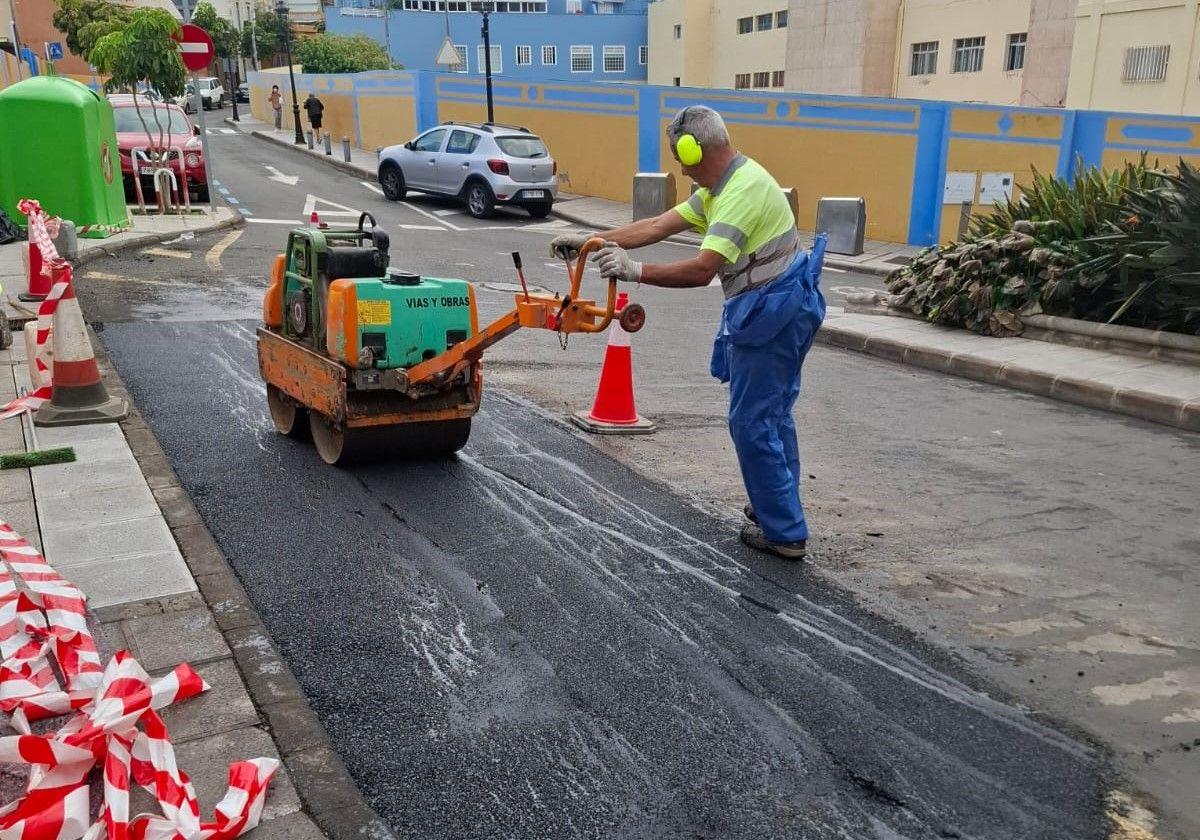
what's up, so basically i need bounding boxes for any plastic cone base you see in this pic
[34,395,128,427]
[570,411,656,436]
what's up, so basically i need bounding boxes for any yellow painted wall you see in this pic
[895,0,1032,104]
[649,0,787,90]
[1066,0,1200,115]
[357,96,416,151]
[438,99,637,203]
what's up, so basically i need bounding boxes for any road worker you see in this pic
[550,106,826,560]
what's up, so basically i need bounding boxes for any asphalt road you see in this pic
[76,128,1128,837]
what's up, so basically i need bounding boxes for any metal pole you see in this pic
[180,0,217,207]
[277,1,304,144]
[382,0,390,65]
[228,56,241,121]
[481,8,493,124]
[306,128,313,149]
[342,136,351,162]
[956,200,972,242]
[249,2,259,70]
[323,132,331,155]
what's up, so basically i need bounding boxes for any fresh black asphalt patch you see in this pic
[98,319,1109,839]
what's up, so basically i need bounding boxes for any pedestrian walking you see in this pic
[303,92,324,141]
[550,106,826,560]
[268,84,283,131]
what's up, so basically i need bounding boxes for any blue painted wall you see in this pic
[326,1,648,83]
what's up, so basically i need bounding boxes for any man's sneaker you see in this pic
[743,503,758,524]
[739,524,807,560]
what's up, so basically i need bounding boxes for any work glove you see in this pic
[595,244,643,284]
[549,232,593,260]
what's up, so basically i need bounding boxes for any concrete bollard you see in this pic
[632,173,677,221]
[324,133,332,156]
[306,129,314,150]
[815,197,867,256]
[51,220,78,261]
[780,188,799,228]
[342,137,351,162]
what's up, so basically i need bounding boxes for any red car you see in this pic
[109,95,208,202]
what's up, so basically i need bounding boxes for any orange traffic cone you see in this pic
[34,265,128,427]
[19,241,51,302]
[571,292,655,435]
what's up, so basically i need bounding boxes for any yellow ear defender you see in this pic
[676,133,703,167]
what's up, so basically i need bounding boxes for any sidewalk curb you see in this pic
[227,118,377,181]
[73,211,245,270]
[92,349,397,840]
[817,320,1200,433]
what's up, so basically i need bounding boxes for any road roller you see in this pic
[257,213,644,465]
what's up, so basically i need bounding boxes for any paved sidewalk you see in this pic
[225,115,378,180]
[0,206,241,326]
[552,192,921,275]
[0,338,326,836]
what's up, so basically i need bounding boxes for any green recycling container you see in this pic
[0,75,129,238]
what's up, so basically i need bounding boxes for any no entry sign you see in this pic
[176,23,214,72]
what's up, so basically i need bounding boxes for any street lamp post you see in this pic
[480,4,494,124]
[275,0,304,144]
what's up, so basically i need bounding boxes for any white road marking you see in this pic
[400,201,463,231]
[397,224,446,231]
[265,165,300,186]
[143,247,192,260]
[433,209,460,217]
[824,266,847,274]
[360,181,384,196]
[303,193,362,219]
[246,218,303,225]
[219,128,236,134]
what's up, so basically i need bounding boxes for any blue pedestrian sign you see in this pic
[45,42,64,61]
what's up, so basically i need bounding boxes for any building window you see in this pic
[1005,32,1026,72]
[476,44,502,73]
[753,70,770,87]
[1123,45,1169,82]
[602,45,625,73]
[673,24,682,39]
[952,37,985,73]
[515,45,532,66]
[771,70,785,87]
[594,1,614,12]
[638,45,647,65]
[565,0,581,11]
[570,45,593,73]
[756,13,772,31]
[672,76,680,86]
[541,45,556,65]
[737,17,753,35]
[776,9,787,27]
[452,44,468,72]
[407,1,550,9]
[734,73,751,89]
[910,41,937,76]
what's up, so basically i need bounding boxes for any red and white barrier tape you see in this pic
[0,518,279,840]
[15,201,61,271]
[1,199,71,422]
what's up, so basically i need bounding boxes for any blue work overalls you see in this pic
[710,235,827,544]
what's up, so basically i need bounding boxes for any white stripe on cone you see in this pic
[50,297,92,364]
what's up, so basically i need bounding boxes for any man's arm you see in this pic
[595,245,726,289]
[602,209,692,250]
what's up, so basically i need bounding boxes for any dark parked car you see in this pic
[236,82,249,103]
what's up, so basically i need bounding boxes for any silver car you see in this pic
[377,121,557,219]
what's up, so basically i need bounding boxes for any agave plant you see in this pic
[885,155,1200,336]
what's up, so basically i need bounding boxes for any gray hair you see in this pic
[666,106,730,148]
